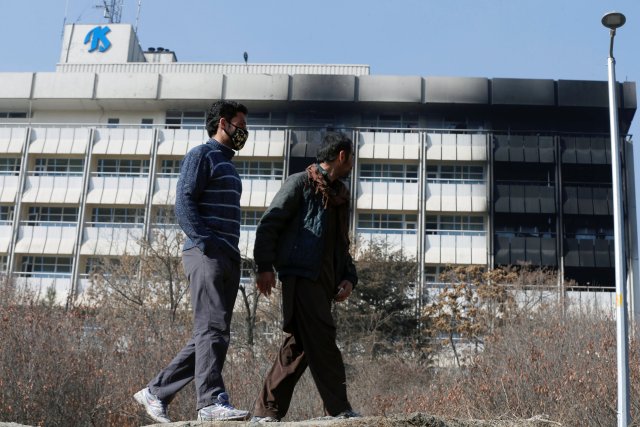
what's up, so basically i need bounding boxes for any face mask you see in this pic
[224,123,249,151]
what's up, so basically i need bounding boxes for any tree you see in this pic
[422,265,558,367]
[335,240,419,358]
[85,224,189,323]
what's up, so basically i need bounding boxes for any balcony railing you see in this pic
[85,222,144,229]
[21,220,77,227]
[14,271,72,279]
[426,229,486,236]
[29,170,84,177]
[427,178,485,185]
[92,171,149,178]
[356,228,417,235]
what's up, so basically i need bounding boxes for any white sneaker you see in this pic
[197,392,249,421]
[133,387,170,423]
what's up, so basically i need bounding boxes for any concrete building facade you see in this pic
[0,24,637,312]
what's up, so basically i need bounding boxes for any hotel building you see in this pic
[0,24,637,312]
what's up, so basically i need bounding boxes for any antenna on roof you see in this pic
[134,0,143,33]
[61,0,70,40]
[95,0,124,24]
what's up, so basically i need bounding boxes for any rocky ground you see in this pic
[0,413,564,427]
[135,413,562,427]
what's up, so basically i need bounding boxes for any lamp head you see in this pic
[602,12,626,30]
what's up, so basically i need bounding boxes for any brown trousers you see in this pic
[253,276,351,419]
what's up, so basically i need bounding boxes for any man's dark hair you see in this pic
[205,100,248,137]
[316,132,353,163]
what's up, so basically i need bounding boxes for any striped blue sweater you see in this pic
[175,139,242,263]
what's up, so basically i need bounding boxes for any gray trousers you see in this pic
[148,246,240,410]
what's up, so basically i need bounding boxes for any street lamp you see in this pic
[602,11,630,427]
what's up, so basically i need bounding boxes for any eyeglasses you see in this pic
[227,119,247,130]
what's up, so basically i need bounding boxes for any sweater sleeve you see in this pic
[175,146,215,250]
[253,174,304,273]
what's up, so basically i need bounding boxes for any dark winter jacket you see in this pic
[253,171,358,287]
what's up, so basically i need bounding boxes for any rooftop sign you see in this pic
[84,26,112,53]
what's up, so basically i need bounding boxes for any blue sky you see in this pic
[2,1,640,209]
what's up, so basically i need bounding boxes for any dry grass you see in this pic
[1,272,639,426]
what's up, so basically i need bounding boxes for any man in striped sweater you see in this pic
[134,100,250,423]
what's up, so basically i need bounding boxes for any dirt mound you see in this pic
[140,413,560,427]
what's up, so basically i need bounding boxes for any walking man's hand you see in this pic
[256,271,276,296]
[334,280,353,302]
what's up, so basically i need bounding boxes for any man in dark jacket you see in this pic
[251,132,360,422]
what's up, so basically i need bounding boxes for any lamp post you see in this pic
[602,11,630,427]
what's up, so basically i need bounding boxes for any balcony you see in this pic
[561,136,611,164]
[494,234,557,266]
[358,131,420,160]
[14,222,78,255]
[426,179,486,212]
[0,174,20,203]
[355,229,418,259]
[240,178,282,208]
[564,238,614,268]
[357,180,419,211]
[563,184,612,215]
[86,172,149,205]
[0,126,27,154]
[0,224,12,253]
[152,173,178,205]
[22,172,85,204]
[239,226,257,258]
[157,128,208,156]
[148,224,184,257]
[426,132,487,161]
[80,223,144,256]
[494,134,555,163]
[236,129,286,158]
[494,182,556,214]
[13,273,73,305]
[424,232,487,265]
[29,127,91,155]
[92,127,155,155]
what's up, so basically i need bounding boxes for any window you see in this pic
[426,165,484,182]
[27,206,78,223]
[166,110,206,129]
[91,207,145,224]
[153,207,177,225]
[141,118,154,129]
[20,256,72,275]
[425,215,485,234]
[357,213,418,230]
[107,118,120,128]
[362,112,419,129]
[0,158,20,175]
[241,210,264,227]
[159,159,182,174]
[0,256,6,272]
[425,265,446,284]
[235,161,283,180]
[294,112,335,127]
[248,112,287,127]
[0,111,28,119]
[0,205,14,223]
[96,159,150,176]
[85,257,122,274]
[359,163,418,183]
[34,158,83,175]
[240,259,254,282]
